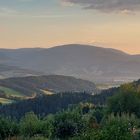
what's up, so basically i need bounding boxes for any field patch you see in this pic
[0,98,13,104]
[40,89,54,95]
[0,86,25,97]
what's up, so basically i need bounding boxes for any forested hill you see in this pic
[0,91,115,119]
[0,84,119,119]
[1,78,140,119]
[0,75,97,96]
[133,79,140,87]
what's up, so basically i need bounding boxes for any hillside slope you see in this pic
[1,78,140,118]
[0,92,109,119]
[0,75,97,104]
[0,64,41,79]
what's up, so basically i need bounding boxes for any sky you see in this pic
[0,0,140,54]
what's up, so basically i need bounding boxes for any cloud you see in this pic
[61,1,74,6]
[62,0,140,13]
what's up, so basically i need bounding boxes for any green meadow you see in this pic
[0,86,24,97]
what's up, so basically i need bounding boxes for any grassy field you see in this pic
[0,98,13,104]
[0,86,25,97]
[40,89,54,95]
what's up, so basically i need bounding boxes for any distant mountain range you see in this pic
[0,64,41,79]
[0,44,140,84]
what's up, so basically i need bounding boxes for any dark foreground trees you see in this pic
[107,84,140,117]
[0,117,19,140]
[0,106,140,140]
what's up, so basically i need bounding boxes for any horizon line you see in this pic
[0,43,139,55]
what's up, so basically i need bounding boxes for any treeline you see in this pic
[0,89,118,119]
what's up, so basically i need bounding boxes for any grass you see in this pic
[40,89,54,95]
[0,98,13,104]
[0,86,25,97]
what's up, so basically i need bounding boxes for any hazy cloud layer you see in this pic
[63,0,140,12]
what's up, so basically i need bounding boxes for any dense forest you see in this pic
[0,86,118,119]
[1,84,140,140]
[1,80,140,139]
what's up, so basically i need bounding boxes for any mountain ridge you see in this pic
[0,44,140,84]
[0,44,136,55]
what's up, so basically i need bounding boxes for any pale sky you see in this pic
[0,0,140,54]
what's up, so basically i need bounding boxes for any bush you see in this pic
[101,113,139,140]
[0,116,19,140]
[107,84,140,117]
[52,108,88,139]
[20,112,41,137]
